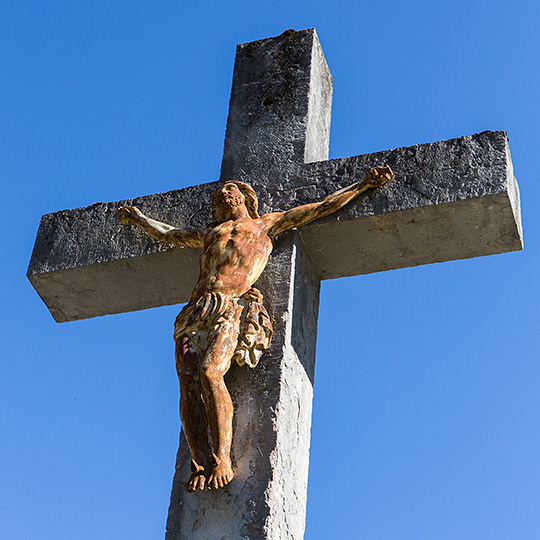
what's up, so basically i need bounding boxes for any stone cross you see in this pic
[28,29,522,540]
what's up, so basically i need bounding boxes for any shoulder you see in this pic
[258,211,285,226]
[257,211,287,238]
[168,227,206,248]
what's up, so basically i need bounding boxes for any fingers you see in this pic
[117,206,139,225]
[371,165,393,178]
[117,207,130,224]
[363,164,394,188]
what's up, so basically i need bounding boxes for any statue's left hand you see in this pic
[361,165,393,189]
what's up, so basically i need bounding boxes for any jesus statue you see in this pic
[117,165,393,493]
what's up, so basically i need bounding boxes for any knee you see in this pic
[176,353,200,381]
[200,364,225,387]
[178,368,200,394]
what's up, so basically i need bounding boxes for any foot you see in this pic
[207,454,234,490]
[184,459,207,493]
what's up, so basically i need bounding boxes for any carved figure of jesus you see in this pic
[118,165,392,493]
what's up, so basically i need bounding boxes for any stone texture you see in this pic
[27,184,215,322]
[298,130,522,278]
[219,29,332,182]
[165,29,327,540]
[28,131,521,322]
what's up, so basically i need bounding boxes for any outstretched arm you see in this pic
[117,206,205,248]
[265,165,393,238]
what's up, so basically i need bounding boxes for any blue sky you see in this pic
[2,1,540,539]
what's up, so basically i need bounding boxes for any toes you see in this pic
[209,475,220,490]
[185,469,207,493]
[206,467,234,490]
[194,476,205,491]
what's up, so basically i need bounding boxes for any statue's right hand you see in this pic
[117,206,142,225]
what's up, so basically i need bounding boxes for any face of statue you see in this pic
[221,183,245,207]
[212,182,246,222]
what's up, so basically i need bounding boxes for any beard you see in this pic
[221,193,244,208]
[213,192,245,222]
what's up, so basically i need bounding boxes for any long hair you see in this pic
[211,181,260,222]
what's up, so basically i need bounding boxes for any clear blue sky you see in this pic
[2,1,540,539]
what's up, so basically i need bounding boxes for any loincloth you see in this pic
[173,287,273,368]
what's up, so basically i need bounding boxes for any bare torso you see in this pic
[190,216,273,301]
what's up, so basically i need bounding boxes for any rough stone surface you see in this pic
[298,130,522,278]
[27,184,215,322]
[28,131,521,322]
[219,29,331,182]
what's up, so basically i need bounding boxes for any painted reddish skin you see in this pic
[118,166,393,492]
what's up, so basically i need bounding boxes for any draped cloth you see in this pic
[173,287,273,368]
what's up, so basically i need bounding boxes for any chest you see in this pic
[204,220,272,255]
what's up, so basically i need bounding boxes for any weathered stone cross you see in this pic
[28,29,522,540]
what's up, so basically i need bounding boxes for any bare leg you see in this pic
[176,336,210,493]
[199,316,241,490]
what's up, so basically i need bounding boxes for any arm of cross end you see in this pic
[265,165,393,239]
[117,206,205,248]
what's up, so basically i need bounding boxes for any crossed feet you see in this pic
[185,454,234,493]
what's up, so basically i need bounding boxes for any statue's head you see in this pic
[211,181,260,222]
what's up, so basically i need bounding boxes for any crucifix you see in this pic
[28,29,522,540]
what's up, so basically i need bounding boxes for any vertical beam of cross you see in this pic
[166,29,332,540]
[219,28,332,182]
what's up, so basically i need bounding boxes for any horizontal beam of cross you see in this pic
[28,130,521,323]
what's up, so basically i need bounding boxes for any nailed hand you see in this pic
[362,165,393,189]
[117,206,142,225]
